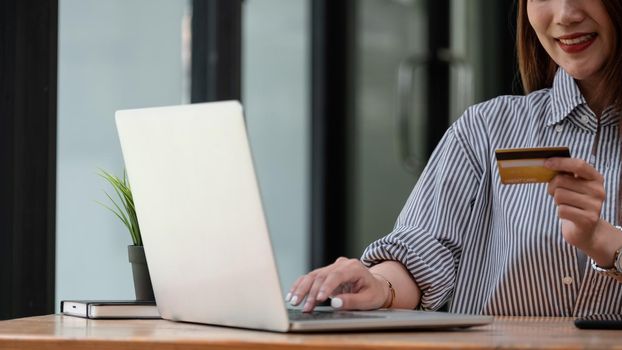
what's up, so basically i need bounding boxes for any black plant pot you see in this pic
[128,245,155,301]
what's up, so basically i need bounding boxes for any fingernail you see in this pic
[331,297,343,309]
[316,290,325,301]
[290,295,299,305]
[285,292,292,302]
[304,301,313,311]
[544,159,553,167]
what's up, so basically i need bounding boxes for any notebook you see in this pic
[61,300,159,319]
[114,101,492,332]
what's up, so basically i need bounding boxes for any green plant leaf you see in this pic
[97,168,142,246]
[95,199,131,233]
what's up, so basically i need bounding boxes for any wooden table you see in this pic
[0,315,621,350]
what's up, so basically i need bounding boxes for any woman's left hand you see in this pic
[545,157,606,252]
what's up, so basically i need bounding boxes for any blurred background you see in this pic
[1,0,516,318]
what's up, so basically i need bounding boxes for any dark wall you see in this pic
[191,0,242,102]
[0,0,58,319]
[310,0,355,268]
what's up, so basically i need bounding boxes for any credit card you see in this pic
[495,147,570,184]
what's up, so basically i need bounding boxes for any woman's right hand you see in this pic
[286,257,389,313]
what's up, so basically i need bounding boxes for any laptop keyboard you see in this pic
[287,309,384,321]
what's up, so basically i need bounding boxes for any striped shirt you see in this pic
[361,68,622,317]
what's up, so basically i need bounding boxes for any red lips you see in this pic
[556,32,597,54]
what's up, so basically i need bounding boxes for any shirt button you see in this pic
[581,115,590,124]
[562,276,573,285]
[555,124,564,132]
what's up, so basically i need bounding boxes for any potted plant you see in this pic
[98,169,155,301]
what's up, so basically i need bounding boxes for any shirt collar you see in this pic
[547,68,587,127]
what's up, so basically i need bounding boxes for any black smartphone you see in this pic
[574,314,622,330]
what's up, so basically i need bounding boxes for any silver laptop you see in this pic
[115,101,492,332]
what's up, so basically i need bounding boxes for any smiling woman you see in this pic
[527,0,614,86]
[518,0,622,116]
[287,0,622,317]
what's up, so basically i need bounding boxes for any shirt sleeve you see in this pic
[360,118,484,311]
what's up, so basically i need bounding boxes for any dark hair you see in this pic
[516,0,622,113]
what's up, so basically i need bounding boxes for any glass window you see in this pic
[242,0,310,288]
[56,0,189,308]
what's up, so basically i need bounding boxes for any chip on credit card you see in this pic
[495,147,571,185]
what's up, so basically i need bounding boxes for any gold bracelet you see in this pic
[373,273,396,309]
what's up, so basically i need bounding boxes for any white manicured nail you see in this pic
[290,295,299,305]
[331,297,343,309]
[285,292,292,302]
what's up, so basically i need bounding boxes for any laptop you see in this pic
[115,101,492,332]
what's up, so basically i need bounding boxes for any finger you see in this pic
[557,204,600,228]
[303,276,326,312]
[545,158,602,181]
[290,274,317,306]
[314,269,350,302]
[286,275,305,301]
[548,174,605,198]
[552,187,602,212]
[331,291,377,311]
[289,262,337,304]
[290,257,360,308]
[548,174,584,195]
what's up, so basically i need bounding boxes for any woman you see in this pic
[288,0,622,317]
